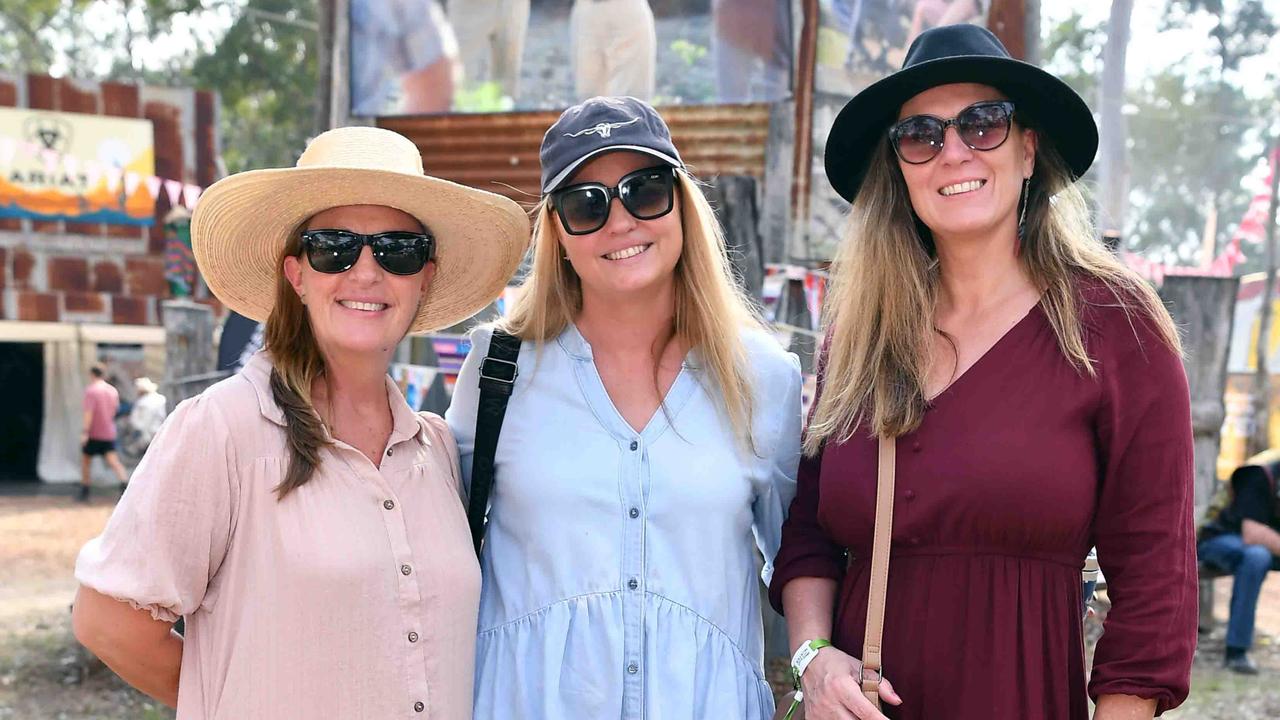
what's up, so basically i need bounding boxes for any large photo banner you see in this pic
[804,0,989,260]
[350,0,794,116]
[814,0,989,95]
[0,108,156,226]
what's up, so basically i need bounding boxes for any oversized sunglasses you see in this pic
[299,229,435,276]
[889,101,1016,165]
[549,165,676,236]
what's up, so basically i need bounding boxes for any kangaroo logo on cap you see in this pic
[564,117,641,139]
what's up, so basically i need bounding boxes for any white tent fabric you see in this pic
[37,339,86,483]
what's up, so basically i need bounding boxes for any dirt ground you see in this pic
[3,492,1279,719]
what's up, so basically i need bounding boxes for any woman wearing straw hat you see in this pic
[769,25,1195,720]
[71,126,529,719]
[446,96,803,718]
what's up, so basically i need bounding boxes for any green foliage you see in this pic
[0,0,94,75]
[1043,1,1276,267]
[190,0,318,173]
[453,81,515,114]
[0,0,318,176]
[1126,68,1263,264]
[1162,0,1277,73]
[669,39,707,68]
[1041,10,1104,103]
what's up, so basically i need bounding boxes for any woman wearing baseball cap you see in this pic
[72,126,529,718]
[769,24,1195,720]
[446,96,803,718]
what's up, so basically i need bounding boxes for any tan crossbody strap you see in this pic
[861,435,895,708]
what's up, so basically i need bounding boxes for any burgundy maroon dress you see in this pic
[769,287,1197,719]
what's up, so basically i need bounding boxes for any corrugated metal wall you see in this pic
[380,103,771,203]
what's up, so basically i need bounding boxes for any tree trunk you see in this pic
[1023,0,1041,66]
[1250,142,1280,456]
[1160,276,1238,524]
[705,175,765,301]
[1096,0,1133,241]
[315,0,335,135]
[330,0,352,129]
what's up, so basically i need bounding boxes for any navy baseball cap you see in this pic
[540,96,684,194]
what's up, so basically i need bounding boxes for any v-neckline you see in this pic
[563,323,698,440]
[926,301,1042,405]
[598,362,687,436]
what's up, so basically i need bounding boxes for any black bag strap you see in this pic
[466,329,521,557]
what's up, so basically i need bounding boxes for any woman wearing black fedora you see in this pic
[769,24,1195,720]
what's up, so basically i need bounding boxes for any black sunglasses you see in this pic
[889,101,1016,165]
[299,229,435,276]
[549,165,676,236]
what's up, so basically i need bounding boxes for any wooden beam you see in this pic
[987,0,1028,60]
[791,0,819,233]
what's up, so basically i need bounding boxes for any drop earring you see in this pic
[1016,176,1031,247]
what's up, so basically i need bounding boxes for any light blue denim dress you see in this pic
[445,323,802,719]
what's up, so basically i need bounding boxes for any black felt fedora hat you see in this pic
[824,24,1098,203]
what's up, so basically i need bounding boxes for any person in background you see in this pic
[711,0,791,103]
[350,0,459,115]
[569,0,656,100]
[446,0,530,101]
[80,363,129,501]
[127,377,167,456]
[1198,451,1280,674]
[908,0,988,43]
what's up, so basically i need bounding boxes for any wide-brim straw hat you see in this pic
[825,24,1098,203]
[134,377,158,394]
[191,126,530,333]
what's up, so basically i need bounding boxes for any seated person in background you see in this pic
[1198,450,1280,674]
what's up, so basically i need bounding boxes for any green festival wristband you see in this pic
[784,638,834,719]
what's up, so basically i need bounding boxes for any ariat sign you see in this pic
[0,107,155,226]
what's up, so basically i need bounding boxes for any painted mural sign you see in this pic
[0,108,156,226]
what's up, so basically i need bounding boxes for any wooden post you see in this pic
[706,175,765,301]
[330,0,352,129]
[1160,276,1239,524]
[1096,0,1134,239]
[162,300,217,412]
[1022,0,1041,66]
[761,100,795,265]
[316,0,336,135]
[789,0,819,241]
[987,0,1028,60]
[1249,143,1280,456]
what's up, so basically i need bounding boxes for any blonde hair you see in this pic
[502,170,764,448]
[803,133,1180,455]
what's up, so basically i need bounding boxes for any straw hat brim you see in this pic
[192,166,530,333]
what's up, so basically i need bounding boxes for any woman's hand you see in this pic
[799,646,902,720]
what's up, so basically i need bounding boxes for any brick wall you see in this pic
[0,73,221,326]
